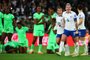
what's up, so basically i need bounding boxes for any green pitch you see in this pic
[0,46,90,60]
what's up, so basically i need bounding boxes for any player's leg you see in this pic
[88,34,90,55]
[71,31,79,56]
[29,29,39,54]
[59,30,69,53]
[56,34,61,45]
[61,30,70,56]
[56,29,69,56]
[29,36,37,54]
[56,34,67,56]
[79,30,88,55]
[19,46,23,53]
[56,34,61,52]
[23,47,27,53]
[47,43,54,54]
[1,32,7,53]
[0,35,2,53]
[38,36,43,54]
[7,33,13,41]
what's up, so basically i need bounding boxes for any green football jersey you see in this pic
[15,26,28,44]
[0,12,3,27]
[0,12,3,35]
[3,13,14,33]
[33,12,44,31]
[48,25,57,43]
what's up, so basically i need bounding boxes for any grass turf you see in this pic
[0,46,90,60]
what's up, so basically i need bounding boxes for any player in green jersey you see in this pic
[4,40,19,53]
[29,6,45,54]
[0,4,4,53]
[15,21,29,53]
[1,7,15,52]
[47,18,59,54]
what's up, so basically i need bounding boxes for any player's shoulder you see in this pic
[71,11,76,15]
[33,12,38,15]
[8,13,14,16]
[0,11,3,14]
[79,12,85,16]
[40,12,44,15]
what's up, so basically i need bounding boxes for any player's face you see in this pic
[36,7,41,12]
[65,5,71,13]
[5,9,10,14]
[48,8,53,15]
[17,24,22,29]
[57,9,62,15]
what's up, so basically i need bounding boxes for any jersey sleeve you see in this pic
[11,14,15,19]
[1,12,3,18]
[73,12,77,21]
[24,27,29,32]
[33,13,37,19]
[15,27,18,32]
[52,13,57,18]
[48,25,51,30]
[79,14,84,19]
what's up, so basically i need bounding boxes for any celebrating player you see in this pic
[57,3,77,56]
[73,4,87,56]
[15,22,29,53]
[47,18,59,54]
[56,7,64,52]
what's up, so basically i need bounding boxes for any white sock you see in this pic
[65,44,70,54]
[84,41,88,53]
[81,41,88,53]
[59,41,64,52]
[74,42,79,54]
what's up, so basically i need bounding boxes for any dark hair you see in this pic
[36,5,41,9]
[77,4,83,10]
[48,6,55,11]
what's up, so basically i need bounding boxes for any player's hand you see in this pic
[40,16,44,20]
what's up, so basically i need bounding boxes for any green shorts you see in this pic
[33,30,44,36]
[33,25,44,36]
[18,40,28,47]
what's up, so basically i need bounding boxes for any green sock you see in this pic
[0,44,2,50]
[38,44,42,52]
[2,45,5,51]
[0,44,3,53]
[30,44,34,50]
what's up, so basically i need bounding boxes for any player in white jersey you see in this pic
[57,3,77,56]
[72,4,87,56]
[56,7,64,52]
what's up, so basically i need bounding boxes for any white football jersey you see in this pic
[77,11,86,29]
[62,11,77,31]
[56,15,64,34]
